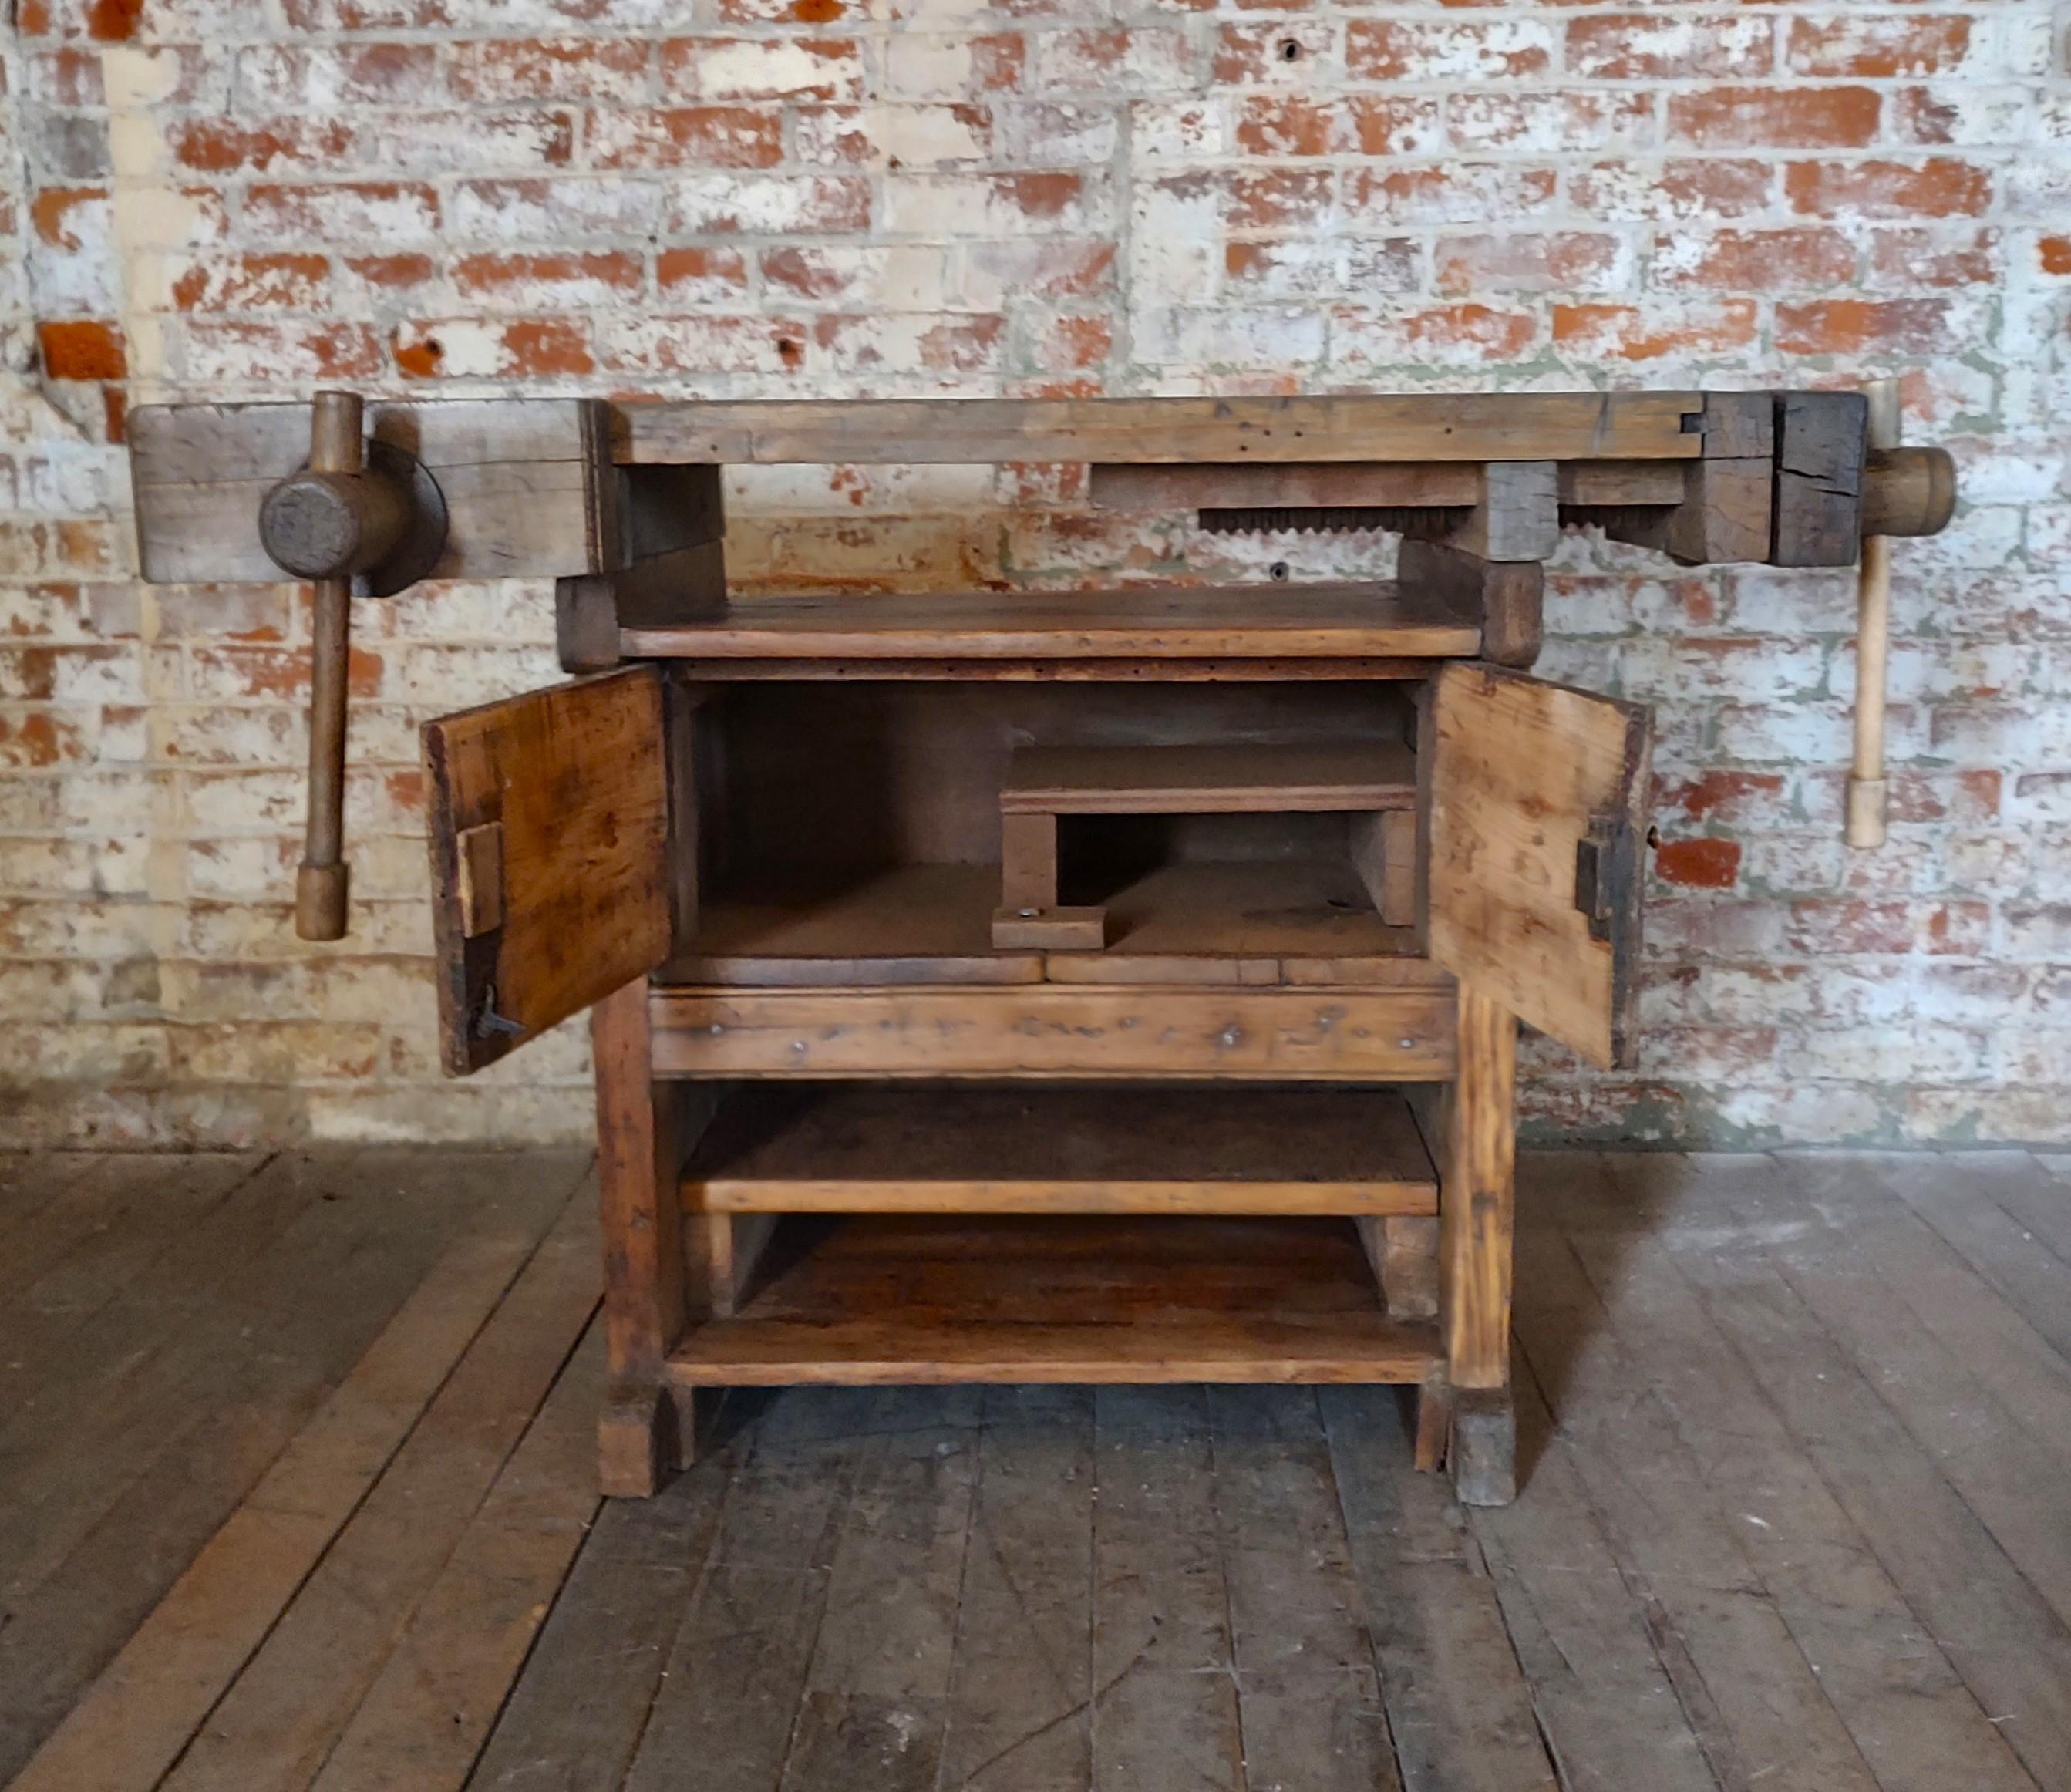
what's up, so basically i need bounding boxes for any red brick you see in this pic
[963,240,1114,301]
[660,35,863,100]
[244,183,440,241]
[448,37,650,103]
[1654,228,1857,293]
[659,246,750,298]
[587,105,784,170]
[180,319,382,382]
[1347,164,1557,225]
[1436,232,1622,297]
[2041,237,2071,277]
[394,317,595,379]
[1669,86,1881,150]
[167,117,355,174]
[345,252,435,289]
[1656,837,1742,891]
[170,252,331,312]
[29,45,104,106]
[29,186,105,249]
[1776,298,1960,355]
[1567,14,1773,81]
[1346,19,1553,82]
[1225,168,1333,230]
[1554,300,1758,361]
[1786,15,1971,79]
[1403,304,1537,359]
[1660,770,1787,827]
[1032,313,1112,373]
[87,0,142,40]
[1234,94,1436,157]
[1870,227,1999,289]
[452,251,645,308]
[238,42,442,108]
[1783,158,1992,220]
[38,318,126,379]
[1571,160,1774,221]
[1212,23,1332,85]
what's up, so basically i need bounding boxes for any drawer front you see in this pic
[650,986,1456,1080]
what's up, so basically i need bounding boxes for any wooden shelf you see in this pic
[662,862,1429,988]
[620,581,1479,662]
[1002,742,1416,814]
[683,1083,1436,1216]
[665,1214,1440,1386]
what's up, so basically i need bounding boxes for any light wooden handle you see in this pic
[1847,377,1902,851]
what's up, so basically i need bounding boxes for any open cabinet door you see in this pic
[1425,662,1651,1070]
[423,665,673,1075]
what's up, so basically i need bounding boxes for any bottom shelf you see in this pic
[667,1214,1440,1386]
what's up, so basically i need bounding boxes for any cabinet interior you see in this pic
[669,679,1426,982]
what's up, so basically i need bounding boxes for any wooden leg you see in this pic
[1440,983,1516,1393]
[1412,1371,1453,1474]
[592,977,688,1499]
[1356,1213,1438,1322]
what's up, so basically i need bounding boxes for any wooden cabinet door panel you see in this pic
[1424,662,1650,1069]
[423,665,672,1075]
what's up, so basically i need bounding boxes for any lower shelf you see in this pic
[666,1214,1440,1386]
[683,1083,1438,1215]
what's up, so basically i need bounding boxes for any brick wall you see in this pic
[2,0,2067,1147]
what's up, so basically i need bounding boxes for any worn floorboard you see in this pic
[5,1147,2070,1792]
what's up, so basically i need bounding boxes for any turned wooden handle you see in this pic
[293,392,365,941]
[1848,378,1904,851]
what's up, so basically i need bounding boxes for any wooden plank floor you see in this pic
[5,1147,2071,1792]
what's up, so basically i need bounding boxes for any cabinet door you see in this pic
[423,665,673,1075]
[1424,662,1651,1070]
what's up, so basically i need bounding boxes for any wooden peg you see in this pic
[1848,377,1901,851]
[293,391,363,941]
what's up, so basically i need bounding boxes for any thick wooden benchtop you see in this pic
[619,581,1481,662]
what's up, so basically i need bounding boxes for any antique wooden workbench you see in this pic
[127,390,1955,1504]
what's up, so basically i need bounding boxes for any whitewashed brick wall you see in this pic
[2,0,2068,1146]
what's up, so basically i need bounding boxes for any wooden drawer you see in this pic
[648,985,1456,1081]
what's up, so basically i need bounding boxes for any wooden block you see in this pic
[1380,808,1416,927]
[1380,1214,1440,1320]
[1665,456,1773,566]
[1448,1386,1517,1507]
[992,906,1108,951]
[453,821,503,938]
[998,810,1059,911]
[598,1382,679,1500]
[1450,461,1558,562]
[1773,389,1868,568]
[130,397,604,585]
[555,576,621,674]
[1694,389,1775,460]
[1397,537,1542,669]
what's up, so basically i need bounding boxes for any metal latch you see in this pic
[1574,813,1638,944]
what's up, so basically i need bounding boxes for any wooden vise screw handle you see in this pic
[257,389,411,941]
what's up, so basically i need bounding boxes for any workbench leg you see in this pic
[1440,983,1518,1506]
[592,976,693,1498]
